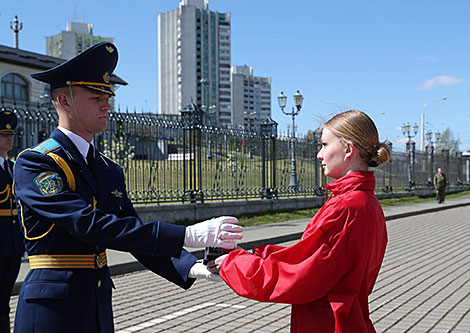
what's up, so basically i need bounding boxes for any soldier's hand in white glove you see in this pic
[188,260,222,282]
[184,216,242,248]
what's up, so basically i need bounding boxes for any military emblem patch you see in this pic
[34,172,64,196]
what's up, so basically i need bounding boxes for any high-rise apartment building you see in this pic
[231,65,271,130]
[46,22,113,60]
[158,0,231,126]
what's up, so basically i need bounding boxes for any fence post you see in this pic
[181,102,205,203]
[406,140,416,189]
[427,143,434,186]
[443,148,450,183]
[260,117,278,199]
[457,152,463,184]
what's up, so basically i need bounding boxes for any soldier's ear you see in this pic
[56,93,71,109]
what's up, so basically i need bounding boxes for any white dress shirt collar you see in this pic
[57,126,94,162]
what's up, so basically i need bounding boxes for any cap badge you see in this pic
[103,72,110,83]
[105,45,115,53]
[5,124,11,129]
[4,111,11,115]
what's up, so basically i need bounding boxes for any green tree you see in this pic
[436,127,460,153]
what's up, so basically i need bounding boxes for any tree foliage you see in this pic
[435,127,460,153]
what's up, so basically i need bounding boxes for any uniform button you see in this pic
[97,280,102,288]
[12,220,16,224]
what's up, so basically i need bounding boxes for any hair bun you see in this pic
[368,142,392,167]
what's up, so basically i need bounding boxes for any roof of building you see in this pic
[0,44,127,86]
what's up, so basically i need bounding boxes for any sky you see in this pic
[1,0,470,152]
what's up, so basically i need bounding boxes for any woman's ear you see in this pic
[344,142,354,161]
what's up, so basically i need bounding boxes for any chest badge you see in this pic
[111,189,123,198]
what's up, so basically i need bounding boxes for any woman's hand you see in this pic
[207,254,228,274]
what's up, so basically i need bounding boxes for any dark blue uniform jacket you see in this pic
[13,129,197,333]
[0,158,24,256]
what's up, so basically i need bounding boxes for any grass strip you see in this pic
[236,190,470,227]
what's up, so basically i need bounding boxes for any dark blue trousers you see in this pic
[0,256,21,333]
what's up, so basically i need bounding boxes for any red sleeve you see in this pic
[220,218,342,304]
[252,244,285,258]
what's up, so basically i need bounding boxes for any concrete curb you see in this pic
[74,199,470,278]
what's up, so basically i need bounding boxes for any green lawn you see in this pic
[235,190,470,227]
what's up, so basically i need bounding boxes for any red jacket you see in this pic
[220,171,387,332]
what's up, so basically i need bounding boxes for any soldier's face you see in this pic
[0,133,13,156]
[71,86,112,135]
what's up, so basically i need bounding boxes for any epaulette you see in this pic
[31,138,61,154]
[31,138,72,160]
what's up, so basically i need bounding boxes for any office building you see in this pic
[231,65,271,130]
[158,0,231,126]
[46,22,114,60]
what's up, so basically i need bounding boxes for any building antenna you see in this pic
[10,15,23,49]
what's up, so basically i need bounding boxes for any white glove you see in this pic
[188,261,222,282]
[184,216,242,249]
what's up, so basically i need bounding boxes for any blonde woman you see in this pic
[211,110,391,332]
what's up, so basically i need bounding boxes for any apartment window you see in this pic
[1,73,28,101]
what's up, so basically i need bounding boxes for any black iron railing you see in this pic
[2,100,469,204]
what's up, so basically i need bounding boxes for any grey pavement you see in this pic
[9,194,470,332]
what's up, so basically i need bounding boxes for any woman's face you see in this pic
[317,127,349,179]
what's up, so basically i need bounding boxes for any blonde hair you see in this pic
[324,110,391,167]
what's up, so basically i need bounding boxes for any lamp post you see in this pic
[420,97,446,152]
[278,90,303,189]
[402,122,419,187]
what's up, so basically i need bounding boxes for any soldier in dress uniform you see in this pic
[13,42,242,333]
[0,111,24,333]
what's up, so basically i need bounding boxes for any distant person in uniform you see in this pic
[13,42,242,333]
[0,111,24,333]
[209,110,392,332]
[434,167,447,203]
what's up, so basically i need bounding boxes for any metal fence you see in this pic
[3,100,469,204]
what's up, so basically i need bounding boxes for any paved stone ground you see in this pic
[9,206,470,332]
[369,206,470,332]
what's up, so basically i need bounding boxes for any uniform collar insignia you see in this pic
[111,189,123,198]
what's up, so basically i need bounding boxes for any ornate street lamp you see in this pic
[278,90,303,189]
[401,122,418,187]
